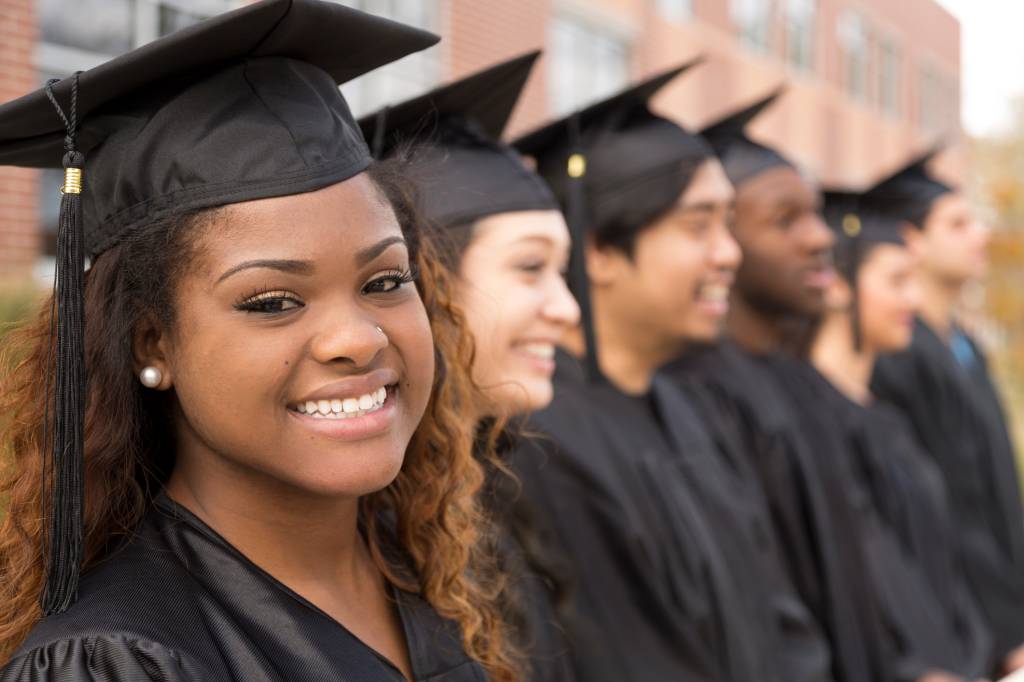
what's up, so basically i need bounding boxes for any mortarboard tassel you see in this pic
[564,112,602,383]
[840,213,865,354]
[40,73,86,616]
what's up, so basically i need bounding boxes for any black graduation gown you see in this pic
[482,442,578,682]
[508,350,806,682]
[777,360,993,679]
[872,319,1024,660]
[671,342,892,682]
[1,494,488,682]
[668,376,834,682]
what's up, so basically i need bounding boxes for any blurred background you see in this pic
[0,0,1020,469]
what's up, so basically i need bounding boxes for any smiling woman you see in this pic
[0,2,513,681]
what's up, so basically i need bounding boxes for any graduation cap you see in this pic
[822,187,906,349]
[862,146,953,227]
[0,0,437,616]
[700,87,795,188]
[358,51,557,229]
[513,60,711,381]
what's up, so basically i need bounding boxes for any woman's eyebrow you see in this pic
[216,259,314,285]
[355,236,407,267]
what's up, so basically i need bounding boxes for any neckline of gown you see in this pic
[151,490,418,679]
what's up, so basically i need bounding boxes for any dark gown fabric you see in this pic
[508,349,823,682]
[482,439,578,682]
[772,359,993,679]
[670,341,892,682]
[668,377,833,682]
[872,319,1024,660]
[1,494,488,682]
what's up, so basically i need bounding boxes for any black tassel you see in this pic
[564,113,601,383]
[41,74,86,616]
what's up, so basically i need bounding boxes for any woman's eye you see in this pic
[235,292,304,314]
[516,260,547,274]
[364,269,415,294]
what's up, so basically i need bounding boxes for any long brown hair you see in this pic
[0,159,517,679]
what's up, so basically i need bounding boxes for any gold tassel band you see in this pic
[60,167,83,195]
[568,153,586,178]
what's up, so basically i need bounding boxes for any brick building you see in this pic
[0,0,961,281]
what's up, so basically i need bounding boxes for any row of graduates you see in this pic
[0,1,1022,680]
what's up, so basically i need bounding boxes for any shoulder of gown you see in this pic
[1,634,211,682]
[1,515,228,681]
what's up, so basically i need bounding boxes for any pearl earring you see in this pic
[139,366,163,388]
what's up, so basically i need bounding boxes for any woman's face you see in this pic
[154,174,435,499]
[858,244,920,353]
[456,209,579,417]
[910,192,990,286]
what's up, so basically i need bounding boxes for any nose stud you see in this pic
[376,326,388,344]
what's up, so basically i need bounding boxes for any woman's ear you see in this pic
[585,236,630,288]
[132,314,173,390]
[824,275,853,311]
[901,223,923,260]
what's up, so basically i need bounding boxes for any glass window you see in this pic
[336,0,442,116]
[878,38,901,118]
[548,15,631,117]
[39,0,135,54]
[657,0,693,23]
[918,66,957,135]
[732,0,773,54]
[838,9,869,103]
[783,0,815,72]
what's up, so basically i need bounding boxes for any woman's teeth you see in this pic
[293,387,388,419]
[520,343,555,360]
[697,283,730,303]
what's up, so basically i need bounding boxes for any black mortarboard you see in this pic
[0,0,437,616]
[700,88,795,188]
[513,60,710,381]
[822,187,905,349]
[359,51,557,229]
[861,146,953,227]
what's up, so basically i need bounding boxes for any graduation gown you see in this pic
[872,319,1024,660]
[669,377,833,682]
[1,494,488,682]
[671,342,892,682]
[509,350,814,682]
[776,360,992,679]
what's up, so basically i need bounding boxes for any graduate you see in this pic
[508,64,833,682]
[359,52,580,681]
[869,151,1024,676]
[667,91,895,682]
[799,190,994,679]
[0,2,516,679]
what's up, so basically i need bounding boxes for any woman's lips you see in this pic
[287,386,398,442]
[513,341,557,375]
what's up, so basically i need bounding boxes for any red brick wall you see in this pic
[0,0,39,281]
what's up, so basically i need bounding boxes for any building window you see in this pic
[878,38,901,118]
[783,0,815,72]
[337,0,442,117]
[548,15,631,116]
[918,65,958,135]
[657,0,693,23]
[838,9,869,103]
[732,0,773,54]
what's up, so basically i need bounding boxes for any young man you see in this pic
[869,151,1024,676]
[666,92,895,682]
[508,66,832,682]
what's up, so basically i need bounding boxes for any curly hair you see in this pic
[0,159,518,680]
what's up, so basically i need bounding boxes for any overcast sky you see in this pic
[936,0,1024,137]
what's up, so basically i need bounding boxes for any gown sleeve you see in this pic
[1,636,211,682]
